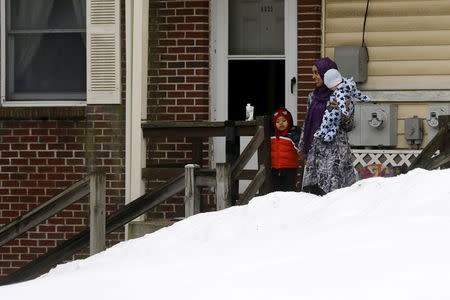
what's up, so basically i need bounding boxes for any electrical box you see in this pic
[404,116,423,145]
[334,46,368,83]
[427,104,450,142]
[347,104,362,145]
[348,103,398,147]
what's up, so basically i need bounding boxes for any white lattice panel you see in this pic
[351,149,422,169]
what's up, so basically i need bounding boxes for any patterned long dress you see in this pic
[301,93,356,194]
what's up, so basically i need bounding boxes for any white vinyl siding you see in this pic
[87,0,121,104]
[324,0,450,91]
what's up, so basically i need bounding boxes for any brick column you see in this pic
[298,0,322,123]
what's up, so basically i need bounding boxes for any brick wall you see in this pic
[0,106,126,279]
[146,0,212,219]
[0,112,87,277]
[298,0,323,123]
[147,0,209,122]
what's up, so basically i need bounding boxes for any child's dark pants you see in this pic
[271,168,297,192]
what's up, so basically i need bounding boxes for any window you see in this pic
[1,0,86,105]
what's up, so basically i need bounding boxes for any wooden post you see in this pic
[216,163,231,210]
[90,171,106,255]
[185,164,200,217]
[191,137,203,167]
[439,115,450,169]
[256,116,272,195]
[225,120,239,205]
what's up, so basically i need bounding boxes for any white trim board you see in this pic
[1,101,86,107]
[364,91,450,102]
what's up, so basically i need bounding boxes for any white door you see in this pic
[211,0,297,178]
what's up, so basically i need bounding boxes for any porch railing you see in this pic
[142,115,272,209]
[408,115,450,171]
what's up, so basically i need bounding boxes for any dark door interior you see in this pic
[228,60,285,121]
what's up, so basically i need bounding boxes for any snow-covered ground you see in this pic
[2,168,450,300]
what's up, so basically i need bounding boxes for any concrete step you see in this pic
[127,220,176,240]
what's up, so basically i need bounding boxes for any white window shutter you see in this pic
[87,0,121,104]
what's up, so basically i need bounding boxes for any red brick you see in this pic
[167,2,184,8]
[38,240,55,247]
[2,166,17,172]
[27,189,46,195]
[186,1,208,8]
[177,69,195,75]
[29,247,46,254]
[11,159,28,165]
[0,261,11,267]
[10,204,29,210]
[47,233,65,239]
[2,254,20,260]
[28,233,45,239]
[20,254,37,261]
[186,16,208,23]
[2,152,18,158]
[13,129,30,135]
[176,8,194,16]
[1,211,20,217]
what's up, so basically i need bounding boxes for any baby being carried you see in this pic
[314,69,372,142]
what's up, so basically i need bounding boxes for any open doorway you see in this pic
[228,60,285,121]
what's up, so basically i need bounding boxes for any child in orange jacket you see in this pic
[271,108,301,191]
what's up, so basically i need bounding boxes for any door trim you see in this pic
[211,0,297,123]
[284,0,298,123]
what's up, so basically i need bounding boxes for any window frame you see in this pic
[0,0,87,107]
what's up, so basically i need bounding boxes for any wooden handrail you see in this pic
[408,115,450,171]
[0,173,185,286]
[239,165,266,205]
[142,120,258,138]
[425,150,450,170]
[143,117,272,208]
[408,127,444,170]
[0,177,90,248]
[230,125,264,180]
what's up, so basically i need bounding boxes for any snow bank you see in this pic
[2,168,450,300]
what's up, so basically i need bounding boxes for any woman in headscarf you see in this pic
[299,57,356,195]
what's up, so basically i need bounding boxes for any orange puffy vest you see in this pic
[271,136,299,169]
